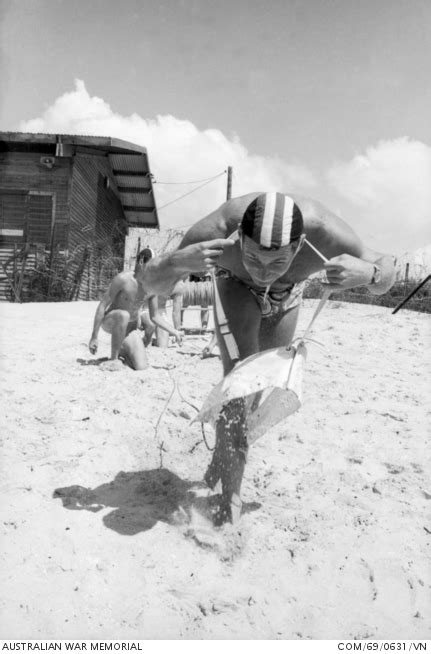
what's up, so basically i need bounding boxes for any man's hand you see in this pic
[202,346,212,359]
[172,330,183,346]
[89,337,98,355]
[323,254,375,290]
[180,238,235,272]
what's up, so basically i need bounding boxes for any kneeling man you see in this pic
[88,248,182,369]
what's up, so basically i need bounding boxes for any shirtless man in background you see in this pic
[88,248,182,369]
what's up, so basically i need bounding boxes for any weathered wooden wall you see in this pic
[0,149,127,301]
[0,151,72,300]
[0,151,71,221]
[69,153,126,300]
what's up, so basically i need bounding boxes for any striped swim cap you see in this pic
[241,193,304,248]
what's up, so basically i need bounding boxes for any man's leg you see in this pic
[102,310,130,360]
[209,398,248,524]
[172,294,183,331]
[155,296,170,348]
[140,311,155,346]
[155,322,170,348]
[200,307,209,332]
[258,303,301,351]
[204,277,261,523]
[102,311,148,370]
[119,330,148,370]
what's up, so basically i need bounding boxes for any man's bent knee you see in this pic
[120,330,148,370]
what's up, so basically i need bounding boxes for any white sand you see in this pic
[0,299,430,639]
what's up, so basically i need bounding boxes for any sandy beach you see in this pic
[0,298,430,640]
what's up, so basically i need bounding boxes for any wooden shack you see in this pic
[0,132,159,301]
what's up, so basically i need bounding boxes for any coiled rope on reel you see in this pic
[181,280,213,308]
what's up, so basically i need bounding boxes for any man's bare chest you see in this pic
[113,281,146,312]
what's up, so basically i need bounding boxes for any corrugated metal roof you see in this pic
[0,131,159,229]
[0,131,147,155]
[114,174,152,189]
[118,192,154,208]
[108,153,158,228]
[110,153,148,171]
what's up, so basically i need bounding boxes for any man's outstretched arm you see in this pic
[89,290,111,354]
[141,238,234,297]
[88,276,123,353]
[306,210,396,295]
[323,247,396,295]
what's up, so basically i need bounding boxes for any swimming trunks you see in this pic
[216,268,304,318]
[249,283,304,317]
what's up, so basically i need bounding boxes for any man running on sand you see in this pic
[89,248,182,370]
[143,192,396,522]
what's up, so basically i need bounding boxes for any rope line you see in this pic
[176,371,215,451]
[154,171,226,185]
[152,353,217,459]
[157,172,226,212]
[153,374,177,468]
[181,280,213,307]
[201,423,215,451]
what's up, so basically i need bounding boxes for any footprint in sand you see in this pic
[99,359,127,372]
[181,506,245,561]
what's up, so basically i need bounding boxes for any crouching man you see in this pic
[142,192,396,522]
[88,248,182,369]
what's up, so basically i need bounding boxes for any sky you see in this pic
[1,0,431,255]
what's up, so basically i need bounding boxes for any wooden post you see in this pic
[226,166,233,200]
[404,263,409,296]
[133,237,141,271]
[47,224,57,300]
[16,246,29,303]
[13,244,18,300]
[70,247,89,301]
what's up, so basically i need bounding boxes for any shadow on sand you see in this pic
[53,468,260,536]
[76,357,109,367]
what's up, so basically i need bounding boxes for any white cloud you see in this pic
[327,138,431,254]
[19,79,316,230]
[19,82,430,255]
